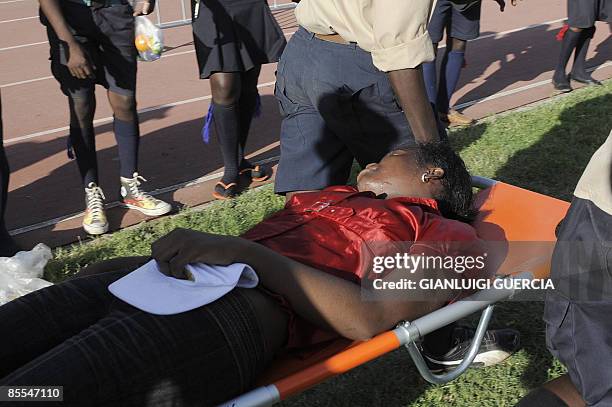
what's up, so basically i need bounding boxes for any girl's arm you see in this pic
[151,228,442,340]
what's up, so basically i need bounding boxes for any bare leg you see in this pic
[544,375,586,407]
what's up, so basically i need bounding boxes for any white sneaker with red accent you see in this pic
[120,173,172,217]
[83,182,109,235]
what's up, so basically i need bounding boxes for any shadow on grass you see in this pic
[494,93,612,201]
[450,121,489,153]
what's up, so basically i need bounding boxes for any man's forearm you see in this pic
[388,67,440,144]
[39,0,77,45]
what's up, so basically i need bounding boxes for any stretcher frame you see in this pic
[220,176,570,407]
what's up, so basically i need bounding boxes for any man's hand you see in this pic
[66,42,94,79]
[511,0,522,6]
[133,0,152,16]
[493,0,506,11]
[151,228,249,279]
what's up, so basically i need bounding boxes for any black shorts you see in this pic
[544,197,612,406]
[568,0,612,28]
[40,1,137,98]
[191,0,286,79]
[428,0,482,44]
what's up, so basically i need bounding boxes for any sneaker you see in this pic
[120,172,172,217]
[440,109,476,126]
[83,182,109,235]
[422,326,520,373]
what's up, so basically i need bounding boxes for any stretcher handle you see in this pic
[403,305,495,384]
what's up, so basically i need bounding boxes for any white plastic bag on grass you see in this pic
[135,16,164,62]
[0,243,53,306]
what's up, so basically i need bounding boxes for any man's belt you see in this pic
[314,33,351,45]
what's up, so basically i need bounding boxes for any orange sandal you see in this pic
[212,181,238,200]
[239,164,272,182]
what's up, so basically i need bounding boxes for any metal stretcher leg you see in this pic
[403,305,495,384]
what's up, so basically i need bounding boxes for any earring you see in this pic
[421,168,445,183]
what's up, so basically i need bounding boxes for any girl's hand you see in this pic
[151,228,250,279]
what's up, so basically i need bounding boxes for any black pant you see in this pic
[0,94,10,239]
[0,270,275,406]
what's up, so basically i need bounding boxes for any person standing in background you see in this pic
[552,0,610,92]
[193,0,286,200]
[0,92,21,257]
[422,0,510,127]
[38,0,171,236]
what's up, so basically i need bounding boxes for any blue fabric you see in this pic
[66,138,75,160]
[254,92,262,118]
[113,117,139,178]
[437,50,465,114]
[422,61,438,106]
[109,260,258,315]
[202,103,214,143]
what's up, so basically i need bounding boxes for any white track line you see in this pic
[0,0,29,4]
[3,80,277,144]
[0,15,38,24]
[8,58,611,146]
[0,17,587,143]
[0,28,296,88]
[454,61,612,110]
[0,75,53,88]
[0,40,47,52]
[0,16,567,86]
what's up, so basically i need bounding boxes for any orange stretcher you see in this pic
[220,177,570,406]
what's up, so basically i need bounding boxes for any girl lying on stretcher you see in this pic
[0,142,519,406]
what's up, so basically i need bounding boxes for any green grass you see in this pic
[46,81,612,406]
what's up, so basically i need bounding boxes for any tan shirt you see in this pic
[295,0,437,72]
[574,130,612,215]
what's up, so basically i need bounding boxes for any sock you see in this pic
[238,90,259,170]
[113,117,140,179]
[554,29,582,82]
[69,124,98,186]
[571,27,595,79]
[437,50,465,114]
[212,102,241,184]
[422,61,438,107]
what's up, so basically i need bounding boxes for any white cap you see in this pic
[108,260,258,315]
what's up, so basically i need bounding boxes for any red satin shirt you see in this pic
[241,186,484,349]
